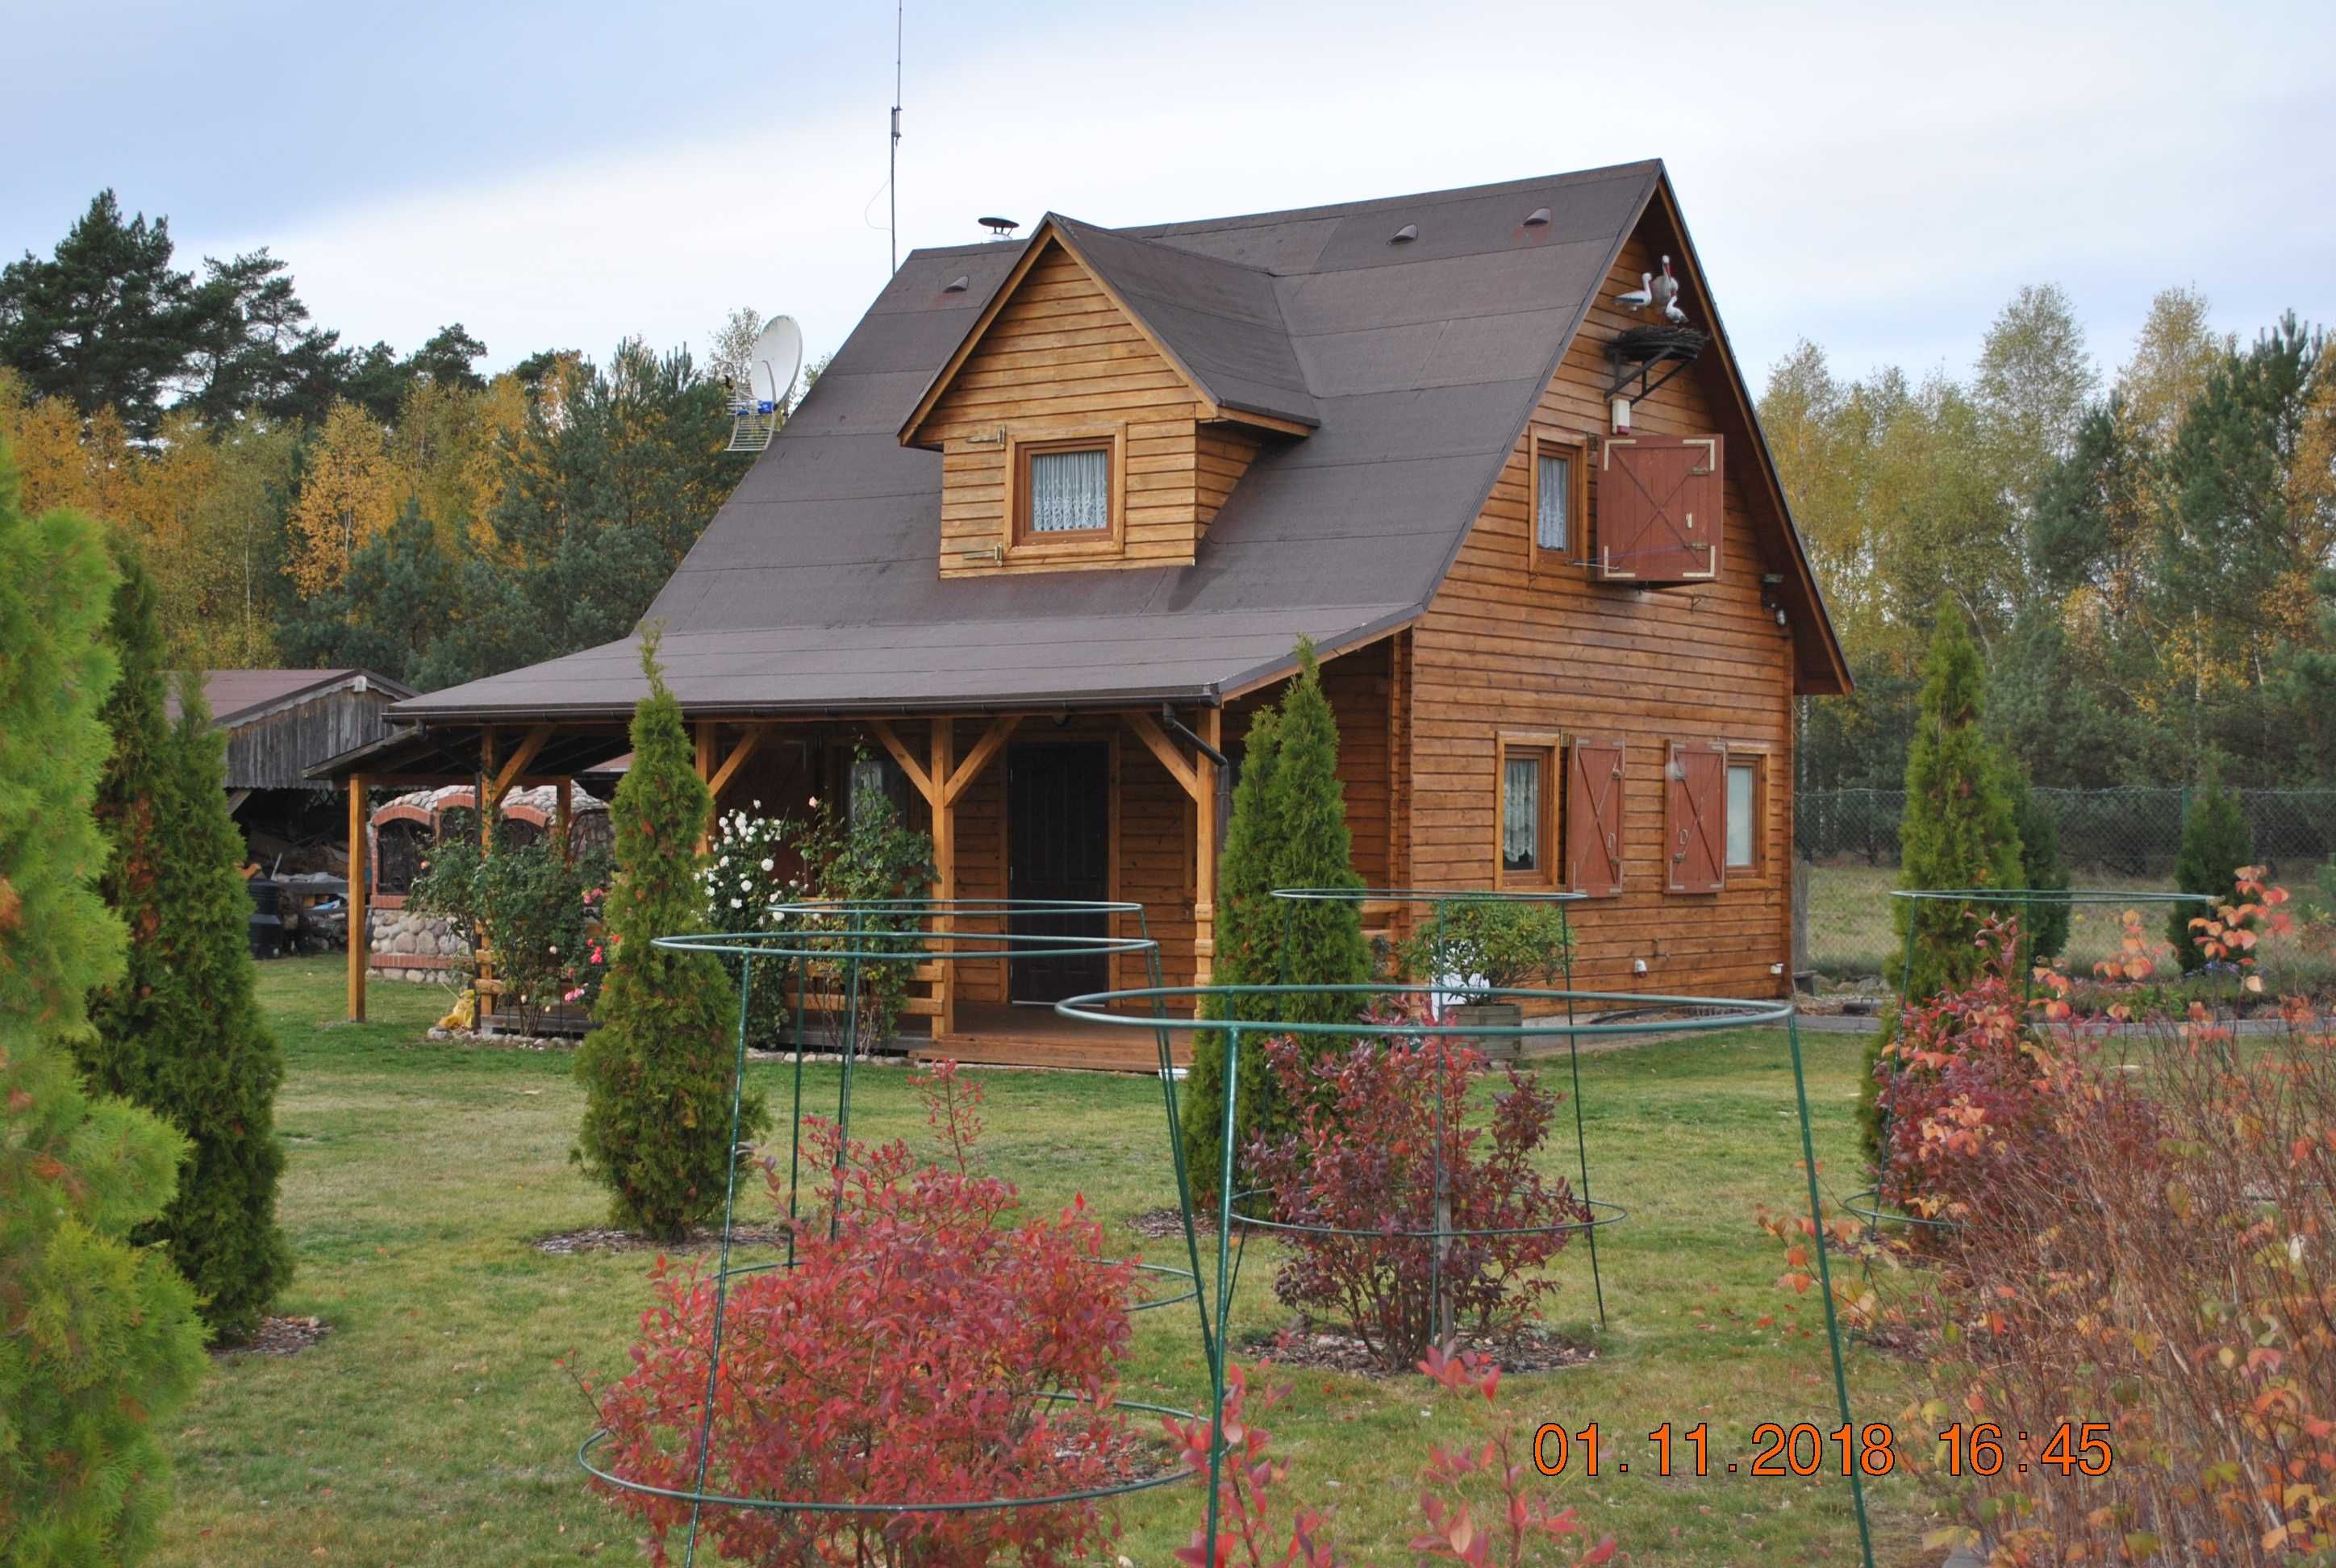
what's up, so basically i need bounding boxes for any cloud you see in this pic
[180,0,2335,388]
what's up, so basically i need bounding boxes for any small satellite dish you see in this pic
[979,216,1019,240]
[728,314,803,453]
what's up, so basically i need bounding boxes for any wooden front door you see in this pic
[1006,742,1112,1003]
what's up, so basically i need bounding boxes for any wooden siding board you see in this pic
[1408,223,1795,999]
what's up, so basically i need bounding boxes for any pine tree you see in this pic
[1178,642,1370,1194]
[85,547,292,1342]
[1863,613,2025,1155]
[0,440,207,1560]
[2167,764,2252,971]
[574,632,764,1241]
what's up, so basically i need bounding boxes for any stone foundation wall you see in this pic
[369,907,470,982]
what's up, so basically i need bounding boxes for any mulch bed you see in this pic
[534,1222,795,1256]
[1126,1206,1219,1240]
[1241,1324,1596,1378]
[215,1314,332,1360]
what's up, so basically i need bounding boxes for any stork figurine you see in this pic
[1617,272,1654,311]
[1650,256,1687,323]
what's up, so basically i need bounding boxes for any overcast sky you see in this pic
[10,0,2333,394]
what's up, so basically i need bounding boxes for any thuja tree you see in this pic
[574,632,765,1241]
[84,546,292,1344]
[0,445,206,1560]
[1863,613,2024,1156]
[1179,640,1370,1193]
[2167,763,2251,971]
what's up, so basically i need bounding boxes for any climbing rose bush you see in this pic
[1245,1003,1584,1371]
[587,1064,1145,1566]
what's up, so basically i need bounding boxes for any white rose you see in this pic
[761,858,775,872]
[730,898,743,910]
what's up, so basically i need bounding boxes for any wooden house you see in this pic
[323,161,1846,1064]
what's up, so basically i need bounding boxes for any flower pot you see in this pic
[1449,1001,1525,1062]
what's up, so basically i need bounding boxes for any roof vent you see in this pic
[978,215,1019,240]
[942,274,970,293]
[1523,206,1552,227]
[1389,223,1418,244]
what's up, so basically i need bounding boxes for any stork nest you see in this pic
[1608,323,1709,363]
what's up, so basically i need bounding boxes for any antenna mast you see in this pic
[889,0,903,273]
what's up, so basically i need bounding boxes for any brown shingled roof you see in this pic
[389,159,1842,728]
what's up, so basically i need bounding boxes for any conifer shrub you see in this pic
[84,545,293,1343]
[1863,614,2025,1157]
[2167,764,2251,971]
[588,1064,1142,1566]
[573,632,765,1241]
[0,444,206,1559]
[1181,641,1371,1195]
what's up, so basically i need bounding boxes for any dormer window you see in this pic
[1003,426,1128,561]
[1024,441,1112,536]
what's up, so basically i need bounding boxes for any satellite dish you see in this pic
[727,313,803,453]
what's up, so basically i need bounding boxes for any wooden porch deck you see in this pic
[916,1001,1192,1074]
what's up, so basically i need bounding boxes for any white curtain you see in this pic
[1536,452,1570,551]
[1503,754,1541,871]
[1028,448,1110,532]
[1727,763,1755,867]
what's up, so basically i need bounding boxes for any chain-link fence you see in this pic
[1794,786,2336,984]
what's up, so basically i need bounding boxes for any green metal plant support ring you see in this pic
[578,903,1214,1568]
[1057,979,1878,1568]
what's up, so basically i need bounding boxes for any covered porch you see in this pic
[320,705,1233,1070]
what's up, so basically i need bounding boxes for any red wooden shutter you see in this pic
[1664,740,1727,894]
[1565,736,1625,897]
[1596,435,1724,583]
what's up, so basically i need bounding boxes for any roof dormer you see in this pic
[901,215,1312,577]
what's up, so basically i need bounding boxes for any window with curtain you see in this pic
[1024,444,1111,535]
[1503,751,1545,875]
[1726,760,1757,868]
[1535,451,1571,552]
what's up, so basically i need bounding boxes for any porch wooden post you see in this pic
[476,729,495,1029]
[1195,709,1220,988]
[346,774,369,1022]
[555,777,573,862]
[930,716,956,1038]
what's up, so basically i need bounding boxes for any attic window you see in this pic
[1527,428,1588,574]
[1390,223,1418,244]
[1523,206,1551,227]
[1001,429,1128,559]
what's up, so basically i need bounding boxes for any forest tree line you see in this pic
[0,190,778,690]
[1762,286,2336,791]
[4,190,2331,792]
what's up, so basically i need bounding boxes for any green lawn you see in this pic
[155,958,1939,1565]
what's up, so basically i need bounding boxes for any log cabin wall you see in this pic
[1410,219,1796,999]
[920,240,1262,578]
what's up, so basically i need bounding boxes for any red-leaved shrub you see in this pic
[1244,1007,1584,1371]
[1874,919,2061,1224]
[587,1063,1145,1566]
[1897,999,2336,1558]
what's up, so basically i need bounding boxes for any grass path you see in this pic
[155,958,1939,1565]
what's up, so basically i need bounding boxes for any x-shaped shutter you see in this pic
[1665,740,1727,894]
[1597,435,1723,583]
[1566,736,1625,897]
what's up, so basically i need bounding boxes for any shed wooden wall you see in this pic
[223,688,404,791]
[1408,215,1797,999]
